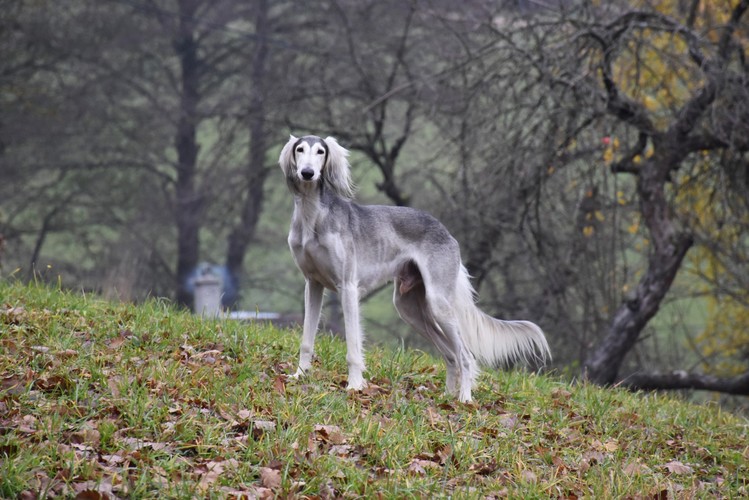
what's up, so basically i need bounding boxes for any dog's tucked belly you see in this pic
[292,238,400,293]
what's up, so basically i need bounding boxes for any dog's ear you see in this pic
[278,135,299,177]
[323,136,355,198]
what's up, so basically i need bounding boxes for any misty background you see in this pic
[2,0,748,406]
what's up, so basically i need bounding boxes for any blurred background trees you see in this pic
[2,0,748,402]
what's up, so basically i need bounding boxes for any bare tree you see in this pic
[81,0,287,307]
[465,1,749,391]
[572,1,749,389]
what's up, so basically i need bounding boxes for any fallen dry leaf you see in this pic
[623,461,652,475]
[191,349,222,358]
[36,374,74,393]
[663,460,694,475]
[73,490,110,500]
[314,424,346,444]
[259,467,282,489]
[71,442,96,454]
[56,349,79,358]
[252,420,276,439]
[120,437,170,452]
[470,460,498,475]
[3,306,27,324]
[551,387,572,400]
[107,330,133,349]
[581,449,606,465]
[70,428,101,447]
[199,461,223,487]
[602,439,619,452]
[71,478,115,500]
[498,413,520,430]
[360,382,388,397]
[328,443,355,457]
[425,406,445,427]
[101,454,126,466]
[521,469,538,484]
[1,372,31,395]
[407,459,440,475]
[220,485,272,499]
[198,459,239,490]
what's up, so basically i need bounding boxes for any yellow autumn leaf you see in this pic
[583,226,594,237]
[603,148,614,164]
[603,440,619,452]
[643,94,659,111]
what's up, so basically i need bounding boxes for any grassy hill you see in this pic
[1,282,747,498]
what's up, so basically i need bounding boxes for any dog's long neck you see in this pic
[291,181,335,234]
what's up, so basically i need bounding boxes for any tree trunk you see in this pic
[583,153,693,384]
[224,0,270,308]
[27,208,57,280]
[583,234,692,383]
[174,0,202,308]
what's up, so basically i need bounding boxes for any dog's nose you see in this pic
[300,168,314,180]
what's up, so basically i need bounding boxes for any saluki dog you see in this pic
[279,135,551,402]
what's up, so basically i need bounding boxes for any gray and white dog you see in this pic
[279,135,550,402]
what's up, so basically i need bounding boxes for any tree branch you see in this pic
[622,370,749,396]
[594,33,656,135]
[718,0,749,61]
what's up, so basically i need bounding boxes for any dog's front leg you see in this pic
[293,279,324,378]
[339,282,366,390]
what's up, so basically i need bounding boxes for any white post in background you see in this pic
[194,270,222,317]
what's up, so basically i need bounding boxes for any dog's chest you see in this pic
[288,227,341,289]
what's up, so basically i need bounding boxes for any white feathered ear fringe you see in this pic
[323,136,355,199]
[278,134,298,179]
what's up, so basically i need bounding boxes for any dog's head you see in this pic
[279,135,354,198]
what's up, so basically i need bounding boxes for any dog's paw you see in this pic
[458,390,473,403]
[290,367,307,379]
[346,377,368,391]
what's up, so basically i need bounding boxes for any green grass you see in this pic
[1,282,747,498]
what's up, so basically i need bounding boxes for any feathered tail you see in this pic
[454,265,551,368]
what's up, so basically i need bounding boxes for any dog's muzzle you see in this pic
[300,168,315,181]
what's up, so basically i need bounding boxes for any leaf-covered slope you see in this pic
[1,282,747,498]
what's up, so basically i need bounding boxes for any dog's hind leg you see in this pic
[293,279,324,378]
[340,281,366,390]
[431,308,477,403]
[394,261,468,399]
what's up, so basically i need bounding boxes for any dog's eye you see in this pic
[316,149,325,155]
[296,146,304,153]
